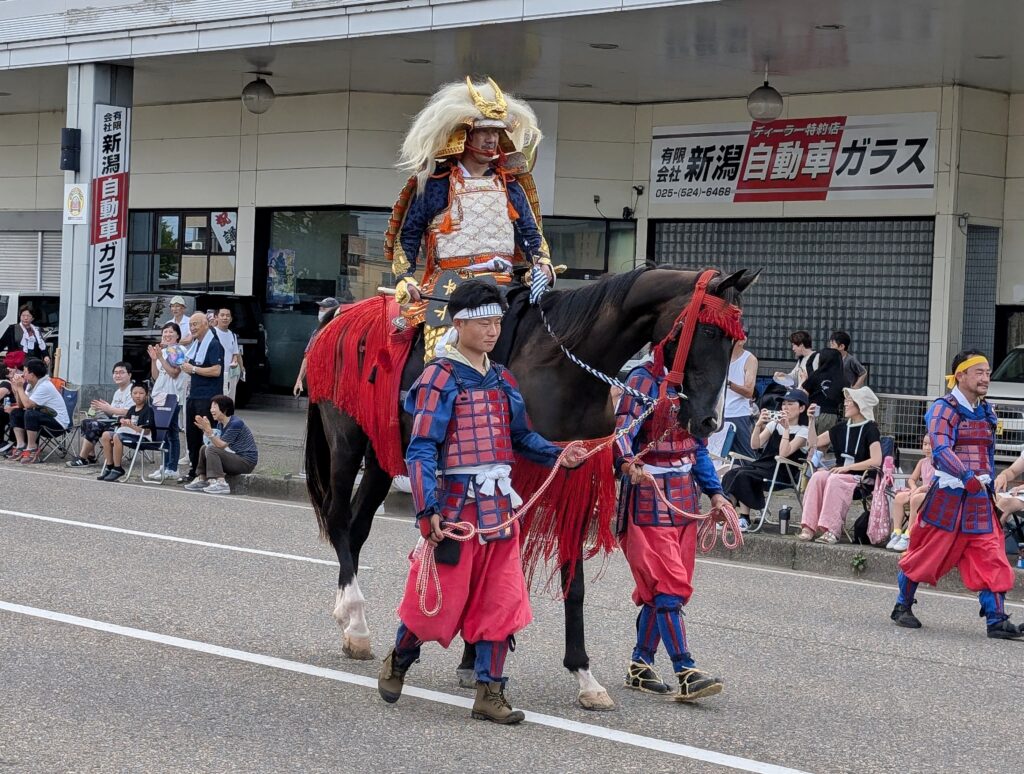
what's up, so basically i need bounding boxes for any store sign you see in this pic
[63,183,88,225]
[89,104,131,307]
[650,112,936,204]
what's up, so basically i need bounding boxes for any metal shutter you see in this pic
[40,231,62,293]
[0,232,40,290]
[962,225,998,357]
[652,218,934,395]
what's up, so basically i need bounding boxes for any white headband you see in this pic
[452,303,503,320]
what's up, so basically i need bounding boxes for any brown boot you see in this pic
[471,681,525,724]
[673,667,723,702]
[377,648,409,704]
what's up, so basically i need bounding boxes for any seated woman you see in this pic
[97,382,155,482]
[184,395,258,495]
[798,386,883,544]
[885,435,934,552]
[994,451,1024,526]
[722,388,809,531]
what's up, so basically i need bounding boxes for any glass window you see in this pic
[123,300,152,328]
[542,217,637,280]
[127,209,237,293]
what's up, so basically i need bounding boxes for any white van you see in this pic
[989,348,1024,457]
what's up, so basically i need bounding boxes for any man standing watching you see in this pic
[890,350,1021,639]
[181,312,224,483]
[829,330,867,388]
[214,307,243,401]
[7,358,70,463]
[723,332,758,458]
[167,295,193,346]
[774,330,818,388]
[293,297,340,397]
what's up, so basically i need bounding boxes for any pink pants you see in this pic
[799,470,859,536]
[620,520,698,606]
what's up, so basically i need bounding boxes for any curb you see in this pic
[235,474,1024,603]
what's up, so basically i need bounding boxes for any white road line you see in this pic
[0,600,808,774]
[0,508,370,570]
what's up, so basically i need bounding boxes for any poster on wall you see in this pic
[267,248,297,304]
[650,112,937,204]
[89,104,131,307]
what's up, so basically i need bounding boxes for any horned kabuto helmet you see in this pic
[399,77,543,193]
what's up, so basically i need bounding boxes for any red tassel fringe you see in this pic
[306,296,414,477]
[513,439,618,595]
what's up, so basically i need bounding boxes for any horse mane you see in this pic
[530,267,650,350]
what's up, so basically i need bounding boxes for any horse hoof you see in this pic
[578,689,615,711]
[342,634,375,661]
[456,668,476,689]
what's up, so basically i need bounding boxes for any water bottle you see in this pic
[1017,551,1024,570]
[778,506,791,535]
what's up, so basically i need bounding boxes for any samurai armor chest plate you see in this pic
[617,472,699,532]
[636,423,698,469]
[430,176,515,261]
[953,418,994,477]
[442,386,514,468]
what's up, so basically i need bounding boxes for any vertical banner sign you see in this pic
[89,104,131,308]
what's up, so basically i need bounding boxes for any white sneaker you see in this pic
[885,532,901,550]
[203,481,231,495]
[893,534,910,552]
[184,478,208,491]
[738,517,750,533]
[179,455,190,466]
[147,468,166,481]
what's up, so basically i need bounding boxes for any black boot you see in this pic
[890,603,921,629]
[377,648,410,703]
[986,619,1024,640]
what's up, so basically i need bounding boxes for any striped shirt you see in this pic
[218,415,258,465]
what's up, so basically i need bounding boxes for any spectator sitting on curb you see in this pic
[97,382,155,482]
[829,330,867,388]
[885,435,935,552]
[6,358,70,464]
[184,395,258,495]
[0,350,26,454]
[294,297,341,397]
[148,322,188,481]
[67,361,134,467]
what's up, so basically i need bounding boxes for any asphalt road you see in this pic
[2,465,1022,774]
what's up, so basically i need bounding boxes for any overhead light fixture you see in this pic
[568,82,593,88]
[241,73,275,114]
[976,54,1006,61]
[402,57,431,64]
[814,23,845,31]
[746,62,783,122]
[589,42,619,50]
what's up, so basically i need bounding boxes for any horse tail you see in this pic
[305,402,333,541]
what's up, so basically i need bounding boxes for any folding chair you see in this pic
[38,387,79,462]
[121,395,178,483]
[707,421,737,474]
[746,454,807,533]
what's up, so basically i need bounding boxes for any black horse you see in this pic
[304,266,757,709]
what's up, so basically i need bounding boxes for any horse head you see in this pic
[652,268,760,439]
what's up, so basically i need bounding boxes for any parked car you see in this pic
[989,347,1024,456]
[122,292,270,407]
[0,291,60,367]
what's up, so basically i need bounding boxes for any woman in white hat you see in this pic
[798,386,883,544]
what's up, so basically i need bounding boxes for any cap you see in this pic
[170,295,186,306]
[317,297,341,310]
[781,388,809,405]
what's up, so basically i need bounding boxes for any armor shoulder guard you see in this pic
[412,361,456,412]
[492,363,516,389]
[625,363,659,397]
[384,175,419,276]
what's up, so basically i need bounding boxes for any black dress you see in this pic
[722,423,807,510]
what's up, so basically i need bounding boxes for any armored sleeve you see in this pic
[499,367,561,465]
[691,439,723,495]
[398,177,450,277]
[403,362,458,518]
[613,368,657,469]
[927,398,971,482]
[507,180,545,260]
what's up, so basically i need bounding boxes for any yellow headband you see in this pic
[945,355,989,389]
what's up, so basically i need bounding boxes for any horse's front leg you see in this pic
[562,558,615,711]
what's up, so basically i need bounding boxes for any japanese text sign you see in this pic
[650,112,936,204]
[89,104,131,308]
